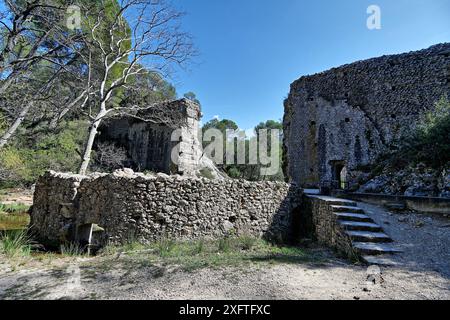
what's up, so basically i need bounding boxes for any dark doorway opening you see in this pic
[330,160,348,190]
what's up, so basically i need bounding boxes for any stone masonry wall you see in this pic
[31,170,303,247]
[99,98,203,176]
[284,43,450,187]
[302,195,355,258]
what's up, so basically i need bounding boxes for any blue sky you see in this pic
[173,0,450,129]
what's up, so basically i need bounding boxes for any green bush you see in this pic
[218,237,232,253]
[156,237,176,258]
[1,230,32,258]
[414,96,450,167]
[0,120,89,187]
[377,96,450,172]
[237,235,257,251]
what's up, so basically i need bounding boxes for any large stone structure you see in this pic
[284,43,450,188]
[31,170,302,247]
[99,98,204,176]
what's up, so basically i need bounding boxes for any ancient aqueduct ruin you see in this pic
[31,43,450,262]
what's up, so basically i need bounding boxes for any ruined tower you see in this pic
[283,43,450,188]
[99,98,203,176]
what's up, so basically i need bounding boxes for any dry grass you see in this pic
[101,237,326,272]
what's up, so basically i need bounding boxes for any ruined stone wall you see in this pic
[284,43,450,187]
[301,195,355,258]
[99,99,203,176]
[31,171,302,246]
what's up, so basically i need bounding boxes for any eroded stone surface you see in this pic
[283,43,450,189]
[31,170,302,246]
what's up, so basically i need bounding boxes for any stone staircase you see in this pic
[330,201,402,266]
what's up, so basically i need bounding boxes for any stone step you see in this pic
[308,196,357,207]
[331,205,365,214]
[326,200,358,207]
[346,231,393,243]
[334,212,373,223]
[353,242,403,255]
[338,221,383,232]
[362,255,399,267]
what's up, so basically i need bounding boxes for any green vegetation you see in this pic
[0,120,89,187]
[1,230,32,258]
[102,237,324,272]
[202,119,285,181]
[60,242,86,257]
[1,0,193,183]
[371,96,450,174]
[0,203,30,215]
[0,214,30,231]
[414,96,450,168]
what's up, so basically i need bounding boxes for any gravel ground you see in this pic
[0,202,449,300]
[359,202,450,278]
[0,254,448,300]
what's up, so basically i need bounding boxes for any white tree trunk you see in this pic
[0,101,33,149]
[79,119,101,175]
[79,105,108,175]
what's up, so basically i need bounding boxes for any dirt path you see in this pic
[0,253,448,300]
[359,202,450,278]
[0,189,33,206]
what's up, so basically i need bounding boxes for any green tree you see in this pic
[183,91,201,105]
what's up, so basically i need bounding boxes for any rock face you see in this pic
[283,43,450,188]
[31,170,302,247]
[98,98,205,176]
[359,165,450,198]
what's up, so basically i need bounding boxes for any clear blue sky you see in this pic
[173,0,450,129]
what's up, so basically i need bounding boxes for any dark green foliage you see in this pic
[374,96,450,172]
[183,92,201,106]
[201,119,284,181]
[0,120,89,187]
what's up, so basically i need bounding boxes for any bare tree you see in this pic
[94,141,128,171]
[0,62,89,149]
[0,0,81,94]
[76,0,195,175]
[0,0,89,148]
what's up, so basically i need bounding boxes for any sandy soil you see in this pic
[0,252,448,300]
[0,189,33,206]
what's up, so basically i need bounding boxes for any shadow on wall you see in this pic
[263,184,304,245]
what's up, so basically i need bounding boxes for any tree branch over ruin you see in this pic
[75,0,195,175]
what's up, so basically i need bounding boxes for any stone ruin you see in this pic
[31,170,302,249]
[30,43,450,259]
[283,43,450,189]
[98,98,221,178]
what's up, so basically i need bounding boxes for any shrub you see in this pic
[237,235,257,251]
[193,239,205,254]
[218,237,232,253]
[375,96,450,172]
[0,120,89,187]
[60,242,85,257]
[1,230,32,258]
[156,237,176,258]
